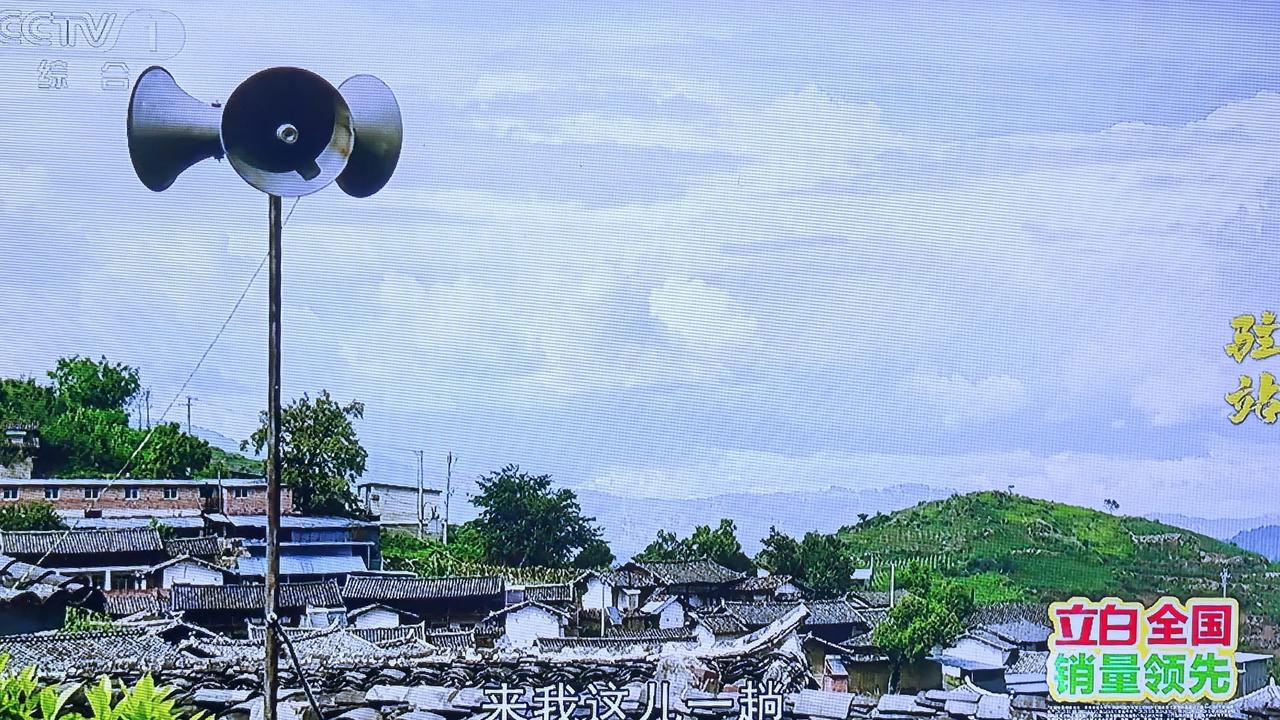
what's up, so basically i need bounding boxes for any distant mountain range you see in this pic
[573,483,954,560]
[1147,512,1280,541]
[1231,525,1280,561]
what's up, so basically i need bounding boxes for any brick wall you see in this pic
[0,483,295,514]
[0,484,205,511]
[222,487,293,515]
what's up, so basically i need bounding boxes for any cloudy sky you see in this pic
[2,1,1279,530]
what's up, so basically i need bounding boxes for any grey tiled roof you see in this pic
[732,574,800,593]
[847,589,906,608]
[342,575,503,601]
[632,560,743,586]
[523,583,574,603]
[694,613,749,634]
[422,628,476,649]
[536,631,697,652]
[605,627,696,640]
[163,536,222,559]
[724,599,866,628]
[0,528,164,556]
[0,629,181,674]
[0,554,100,606]
[103,591,166,618]
[984,618,1050,646]
[1008,650,1049,674]
[170,580,342,612]
[966,602,1049,629]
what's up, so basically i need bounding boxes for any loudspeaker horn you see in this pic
[221,67,354,197]
[127,66,225,192]
[336,74,403,198]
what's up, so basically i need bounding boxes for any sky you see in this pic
[2,1,1280,532]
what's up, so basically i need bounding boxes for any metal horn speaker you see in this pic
[336,74,403,198]
[127,66,225,192]
[221,67,354,197]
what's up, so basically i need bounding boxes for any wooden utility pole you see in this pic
[185,395,198,434]
[263,194,283,720]
[444,451,454,544]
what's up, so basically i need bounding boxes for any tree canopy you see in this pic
[0,501,66,531]
[637,518,753,572]
[244,390,367,517]
[755,526,858,599]
[872,563,974,690]
[1,356,213,479]
[470,464,609,568]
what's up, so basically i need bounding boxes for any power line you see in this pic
[18,197,302,582]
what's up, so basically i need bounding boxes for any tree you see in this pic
[40,407,135,477]
[470,465,607,567]
[0,377,55,426]
[796,532,857,599]
[133,422,211,479]
[756,526,804,576]
[638,519,753,572]
[1104,498,1120,514]
[244,390,367,517]
[572,538,616,569]
[755,527,857,599]
[0,502,67,531]
[48,356,139,412]
[872,563,974,691]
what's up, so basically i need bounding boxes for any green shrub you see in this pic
[0,655,78,720]
[82,674,204,720]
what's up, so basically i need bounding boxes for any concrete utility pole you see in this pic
[1221,566,1230,597]
[185,395,198,434]
[444,451,454,544]
[263,194,284,720]
[143,388,152,429]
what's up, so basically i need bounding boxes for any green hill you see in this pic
[836,491,1280,649]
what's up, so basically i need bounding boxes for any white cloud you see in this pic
[900,370,1028,426]
[648,277,756,355]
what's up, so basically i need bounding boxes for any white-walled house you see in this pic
[489,600,571,649]
[639,595,686,630]
[147,555,235,588]
[346,603,422,629]
[577,569,656,612]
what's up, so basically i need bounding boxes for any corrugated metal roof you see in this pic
[342,575,503,601]
[238,553,367,577]
[58,517,206,531]
[206,515,376,529]
[0,528,164,556]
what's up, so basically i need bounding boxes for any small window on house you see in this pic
[44,487,60,500]
[1,488,17,500]
[124,487,139,500]
[233,487,250,498]
[163,487,178,499]
[84,488,100,500]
